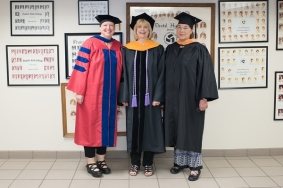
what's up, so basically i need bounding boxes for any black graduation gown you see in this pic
[120,45,166,153]
[164,42,218,153]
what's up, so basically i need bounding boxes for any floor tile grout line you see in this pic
[272,156,283,166]
[2,157,283,188]
[225,157,249,180]
[246,156,281,187]
[7,159,32,188]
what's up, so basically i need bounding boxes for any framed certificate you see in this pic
[276,0,283,50]
[219,1,268,43]
[78,0,109,25]
[6,45,59,86]
[274,72,283,120]
[10,1,54,36]
[218,46,268,89]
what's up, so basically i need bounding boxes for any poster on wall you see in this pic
[276,0,283,50]
[6,45,59,86]
[78,0,109,25]
[64,32,122,79]
[218,46,268,89]
[10,1,54,36]
[218,1,268,43]
[126,3,215,65]
[61,83,126,137]
[274,72,283,120]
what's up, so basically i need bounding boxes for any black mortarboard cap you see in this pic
[129,13,155,30]
[95,15,122,25]
[174,12,202,29]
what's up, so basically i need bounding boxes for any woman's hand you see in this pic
[122,102,128,106]
[76,94,84,104]
[152,101,160,106]
[198,98,208,111]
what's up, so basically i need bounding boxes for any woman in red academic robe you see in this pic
[67,15,122,178]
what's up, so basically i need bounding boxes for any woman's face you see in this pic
[136,23,150,39]
[100,21,115,39]
[176,24,192,41]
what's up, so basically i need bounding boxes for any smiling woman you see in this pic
[67,14,123,178]
[164,12,218,181]
[119,12,165,177]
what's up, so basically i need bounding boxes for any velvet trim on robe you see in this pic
[124,39,159,51]
[164,42,218,153]
[67,36,123,147]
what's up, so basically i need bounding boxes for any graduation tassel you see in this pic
[131,95,137,107]
[131,51,138,107]
[145,93,150,106]
[119,23,121,31]
[195,22,197,39]
[144,50,150,106]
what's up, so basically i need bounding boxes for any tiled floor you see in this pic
[1,156,283,188]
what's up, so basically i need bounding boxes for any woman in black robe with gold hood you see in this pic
[119,13,165,177]
[164,12,218,181]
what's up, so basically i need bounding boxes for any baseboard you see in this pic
[0,148,283,159]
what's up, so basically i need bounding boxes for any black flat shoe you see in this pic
[188,170,201,181]
[97,160,111,174]
[86,163,102,178]
[170,166,185,174]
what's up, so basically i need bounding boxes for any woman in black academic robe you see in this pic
[164,12,219,181]
[119,13,165,177]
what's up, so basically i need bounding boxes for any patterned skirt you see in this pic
[174,148,203,170]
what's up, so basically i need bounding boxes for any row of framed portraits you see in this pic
[9,0,283,50]
[5,32,123,86]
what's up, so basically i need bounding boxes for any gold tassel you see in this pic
[119,23,121,31]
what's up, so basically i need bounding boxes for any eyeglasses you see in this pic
[176,26,190,31]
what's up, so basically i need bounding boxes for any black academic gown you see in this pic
[164,42,218,153]
[120,45,166,153]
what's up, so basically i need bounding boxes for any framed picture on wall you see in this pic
[6,45,59,86]
[218,46,268,89]
[64,32,122,79]
[10,1,54,36]
[276,0,283,50]
[126,3,216,66]
[61,83,126,137]
[218,1,268,43]
[274,72,283,120]
[78,0,109,25]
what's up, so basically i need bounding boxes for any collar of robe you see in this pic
[177,39,196,46]
[124,39,159,51]
[94,35,113,43]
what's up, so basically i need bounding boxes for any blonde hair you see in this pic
[133,19,153,40]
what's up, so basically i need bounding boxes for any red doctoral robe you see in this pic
[67,35,122,147]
